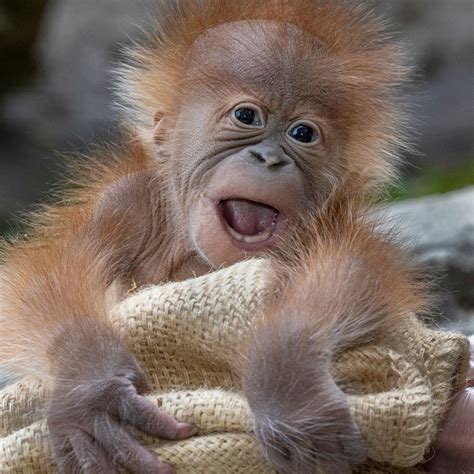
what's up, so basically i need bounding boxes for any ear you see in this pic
[153,110,167,145]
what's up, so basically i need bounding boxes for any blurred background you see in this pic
[0,0,473,232]
[0,1,472,329]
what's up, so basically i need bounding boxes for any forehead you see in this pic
[184,20,336,110]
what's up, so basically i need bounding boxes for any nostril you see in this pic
[249,151,288,167]
[250,150,266,163]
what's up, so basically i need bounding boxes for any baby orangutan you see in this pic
[0,0,414,472]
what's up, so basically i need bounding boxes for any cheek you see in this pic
[300,152,346,204]
[168,137,209,198]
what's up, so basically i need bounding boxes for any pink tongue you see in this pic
[222,200,277,236]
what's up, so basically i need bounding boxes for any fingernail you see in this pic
[157,462,175,474]
[156,397,163,407]
[177,422,198,438]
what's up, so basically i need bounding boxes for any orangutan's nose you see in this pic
[248,142,292,168]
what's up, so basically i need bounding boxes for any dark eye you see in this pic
[233,106,263,127]
[288,123,319,144]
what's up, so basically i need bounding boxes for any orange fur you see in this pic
[0,137,150,379]
[270,185,427,349]
[236,182,429,379]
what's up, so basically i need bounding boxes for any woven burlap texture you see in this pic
[0,259,470,473]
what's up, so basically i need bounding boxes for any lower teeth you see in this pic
[227,226,273,243]
[226,211,278,244]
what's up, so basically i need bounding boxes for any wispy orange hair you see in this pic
[118,0,412,185]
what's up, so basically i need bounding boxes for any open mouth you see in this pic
[218,199,280,245]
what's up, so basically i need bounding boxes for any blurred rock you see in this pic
[0,0,156,230]
[2,0,156,143]
[378,0,474,168]
[381,186,474,334]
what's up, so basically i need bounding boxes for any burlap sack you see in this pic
[0,259,470,473]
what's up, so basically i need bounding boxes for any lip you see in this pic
[215,198,288,252]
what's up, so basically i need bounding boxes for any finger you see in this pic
[95,418,175,474]
[118,393,198,440]
[49,433,82,474]
[70,429,119,474]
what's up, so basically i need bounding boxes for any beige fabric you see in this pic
[0,259,470,473]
